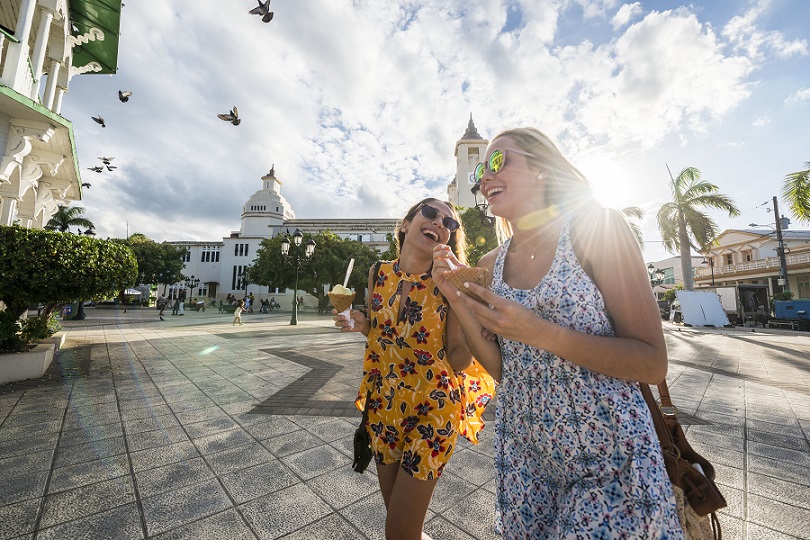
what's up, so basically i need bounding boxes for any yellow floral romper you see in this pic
[356,260,496,480]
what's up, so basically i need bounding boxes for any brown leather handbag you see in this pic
[640,381,727,539]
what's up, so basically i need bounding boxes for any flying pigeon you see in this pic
[98,156,114,165]
[106,165,117,171]
[88,166,104,173]
[249,0,273,22]
[81,182,91,189]
[118,90,132,103]
[91,115,105,128]
[217,106,241,125]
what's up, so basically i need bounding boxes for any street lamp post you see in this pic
[470,184,496,227]
[750,212,789,292]
[647,263,665,288]
[281,229,316,325]
[700,257,716,286]
[182,275,200,313]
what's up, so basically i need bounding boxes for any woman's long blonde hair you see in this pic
[395,198,468,266]
[490,128,596,242]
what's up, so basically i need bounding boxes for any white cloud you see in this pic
[722,1,808,61]
[54,0,807,247]
[786,87,810,105]
[753,115,771,127]
[611,2,642,30]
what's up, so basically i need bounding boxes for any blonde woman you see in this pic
[433,128,683,539]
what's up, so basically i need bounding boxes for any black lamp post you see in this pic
[471,184,495,227]
[700,257,716,286]
[184,275,200,311]
[238,266,251,296]
[750,214,789,292]
[647,263,665,287]
[281,229,316,325]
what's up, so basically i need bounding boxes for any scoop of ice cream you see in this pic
[330,284,353,295]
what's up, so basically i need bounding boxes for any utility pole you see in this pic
[773,196,789,292]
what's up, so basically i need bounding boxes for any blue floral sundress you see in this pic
[492,221,683,539]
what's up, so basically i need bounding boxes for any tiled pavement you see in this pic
[1,307,809,539]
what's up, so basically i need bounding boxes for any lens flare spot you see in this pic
[476,236,487,246]
[198,346,220,356]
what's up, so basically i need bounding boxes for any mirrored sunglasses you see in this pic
[419,204,460,232]
[473,148,535,184]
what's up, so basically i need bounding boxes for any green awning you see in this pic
[69,0,122,75]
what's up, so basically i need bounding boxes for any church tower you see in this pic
[240,165,295,236]
[447,114,488,209]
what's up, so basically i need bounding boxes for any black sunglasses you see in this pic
[419,204,460,232]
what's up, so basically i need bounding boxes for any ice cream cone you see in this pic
[328,291,355,313]
[444,267,489,303]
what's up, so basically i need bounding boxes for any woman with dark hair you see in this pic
[433,128,683,538]
[335,197,494,540]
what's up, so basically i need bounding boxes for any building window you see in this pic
[215,250,220,262]
[742,250,752,262]
[799,277,810,299]
[234,244,239,256]
[184,249,191,262]
[725,254,733,265]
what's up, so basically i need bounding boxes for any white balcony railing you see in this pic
[695,252,810,278]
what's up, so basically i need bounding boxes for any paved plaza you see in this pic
[1,307,809,539]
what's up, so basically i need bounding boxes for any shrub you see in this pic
[0,226,137,353]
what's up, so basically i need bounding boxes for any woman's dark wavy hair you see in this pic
[394,198,468,266]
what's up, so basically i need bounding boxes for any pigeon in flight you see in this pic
[217,106,241,125]
[118,90,132,103]
[91,115,106,128]
[249,0,273,22]
[98,156,114,165]
[88,166,104,173]
[81,182,91,189]
[106,165,117,172]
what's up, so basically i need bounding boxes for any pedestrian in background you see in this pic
[171,297,180,316]
[157,294,167,321]
[232,300,244,325]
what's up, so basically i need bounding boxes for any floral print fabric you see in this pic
[356,260,495,481]
[491,223,683,539]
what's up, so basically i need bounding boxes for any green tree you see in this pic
[0,226,137,352]
[459,207,498,266]
[662,285,684,303]
[657,167,739,291]
[43,205,95,233]
[620,206,645,249]
[122,233,186,288]
[782,162,810,223]
[251,231,378,311]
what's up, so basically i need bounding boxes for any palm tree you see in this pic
[782,162,810,223]
[44,205,95,233]
[657,166,739,290]
[620,206,645,248]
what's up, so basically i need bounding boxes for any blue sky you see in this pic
[59,0,809,264]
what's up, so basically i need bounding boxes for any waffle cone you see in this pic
[328,291,355,312]
[444,267,489,303]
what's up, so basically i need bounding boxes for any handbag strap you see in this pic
[640,382,678,459]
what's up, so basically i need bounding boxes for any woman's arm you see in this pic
[433,246,503,381]
[461,210,667,384]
